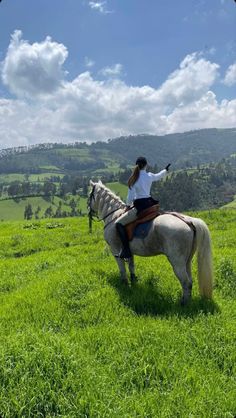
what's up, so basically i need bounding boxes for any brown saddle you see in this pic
[126,204,160,241]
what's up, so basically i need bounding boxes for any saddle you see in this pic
[126,204,160,241]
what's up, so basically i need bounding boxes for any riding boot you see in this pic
[116,223,132,259]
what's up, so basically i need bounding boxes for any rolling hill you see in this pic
[0,128,235,176]
[0,128,235,221]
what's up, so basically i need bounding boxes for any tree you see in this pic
[35,206,41,219]
[24,203,33,220]
[55,201,63,218]
[8,182,21,197]
[43,181,56,200]
[44,206,54,218]
[69,198,78,216]
[82,182,88,196]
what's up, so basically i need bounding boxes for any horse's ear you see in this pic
[89,180,95,187]
[98,180,103,185]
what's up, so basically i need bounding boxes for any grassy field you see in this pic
[0,172,64,184]
[0,183,125,222]
[105,182,128,200]
[0,210,235,417]
[221,195,236,209]
[0,196,88,221]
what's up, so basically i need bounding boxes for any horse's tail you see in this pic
[192,218,213,298]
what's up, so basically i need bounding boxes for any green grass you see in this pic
[0,182,124,221]
[221,195,236,209]
[39,165,61,171]
[0,196,88,221]
[0,210,235,417]
[0,173,26,183]
[0,211,236,418]
[0,172,64,184]
[105,182,128,200]
[28,172,64,181]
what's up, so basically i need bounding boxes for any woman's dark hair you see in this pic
[128,156,147,188]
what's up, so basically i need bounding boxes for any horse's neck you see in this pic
[98,191,125,220]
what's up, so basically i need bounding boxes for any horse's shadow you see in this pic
[108,274,219,318]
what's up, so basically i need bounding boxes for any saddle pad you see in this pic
[126,204,160,241]
[132,221,153,240]
[125,207,196,241]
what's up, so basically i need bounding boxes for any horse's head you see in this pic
[88,180,125,233]
[88,180,98,218]
[88,180,104,217]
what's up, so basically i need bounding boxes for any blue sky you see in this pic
[0,0,235,148]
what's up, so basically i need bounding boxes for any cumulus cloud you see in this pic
[155,53,220,110]
[0,32,235,149]
[1,30,68,98]
[163,92,236,133]
[223,62,236,86]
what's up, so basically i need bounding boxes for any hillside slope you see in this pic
[105,128,236,168]
[0,212,236,416]
[0,128,235,175]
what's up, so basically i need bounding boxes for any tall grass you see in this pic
[0,210,235,417]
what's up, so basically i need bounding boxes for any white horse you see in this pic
[88,181,213,305]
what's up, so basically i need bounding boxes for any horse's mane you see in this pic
[95,181,126,207]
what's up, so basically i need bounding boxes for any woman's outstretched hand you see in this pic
[165,163,171,171]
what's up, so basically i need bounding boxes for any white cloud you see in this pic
[88,1,112,14]
[164,92,236,133]
[153,52,220,111]
[223,62,236,86]
[1,30,68,98]
[100,63,123,77]
[0,33,235,149]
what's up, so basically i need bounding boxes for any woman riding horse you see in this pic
[116,157,171,260]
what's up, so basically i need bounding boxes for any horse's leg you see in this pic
[186,257,193,292]
[128,256,137,284]
[175,265,192,305]
[114,256,128,285]
[169,256,192,305]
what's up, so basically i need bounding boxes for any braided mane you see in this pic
[93,182,126,219]
[96,182,125,206]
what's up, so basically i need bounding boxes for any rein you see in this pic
[102,207,121,221]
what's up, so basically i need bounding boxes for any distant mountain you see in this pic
[0,128,235,175]
[104,128,236,169]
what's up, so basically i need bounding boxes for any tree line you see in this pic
[119,156,236,211]
[24,198,82,220]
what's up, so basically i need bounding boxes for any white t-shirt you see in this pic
[126,169,167,205]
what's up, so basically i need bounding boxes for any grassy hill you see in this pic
[0,182,125,222]
[221,195,236,209]
[0,173,64,184]
[0,128,235,176]
[105,181,128,200]
[0,211,236,416]
[0,196,88,221]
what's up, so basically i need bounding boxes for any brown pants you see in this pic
[115,207,138,226]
